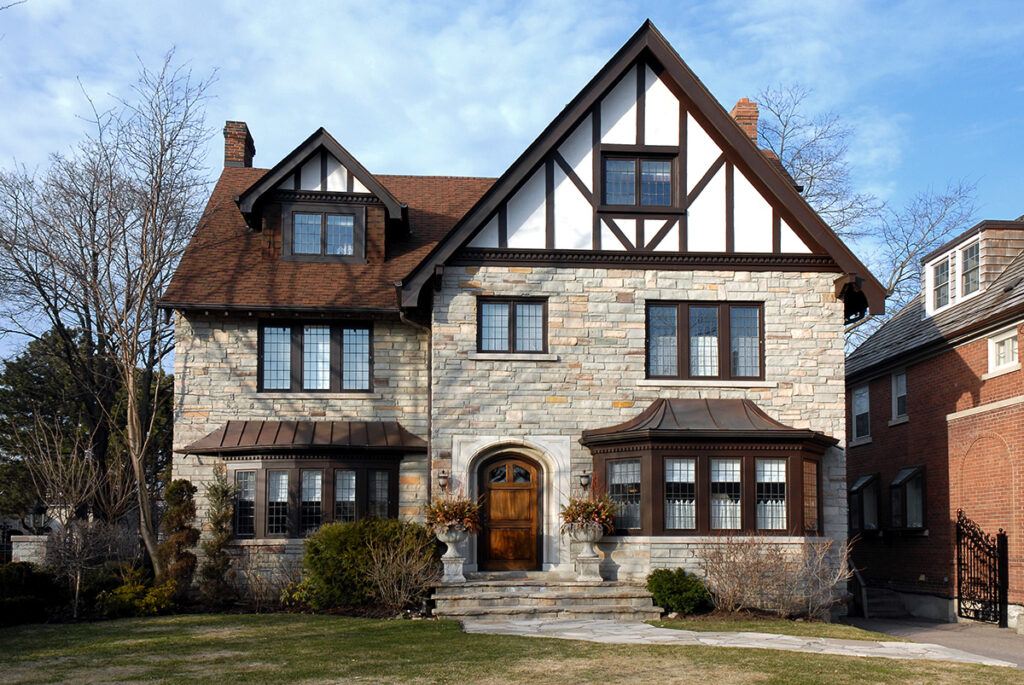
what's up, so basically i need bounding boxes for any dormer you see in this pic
[922,217,1024,316]
[231,124,407,265]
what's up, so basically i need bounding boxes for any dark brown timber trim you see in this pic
[498,205,508,248]
[686,154,725,207]
[319,150,328,192]
[545,157,555,249]
[452,248,839,271]
[645,217,677,252]
[772,209,782,253]
[636,61,646,145]
[554,152,594,203]
[725,161,735,253]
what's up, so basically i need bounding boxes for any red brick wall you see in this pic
[847,322,1023,602]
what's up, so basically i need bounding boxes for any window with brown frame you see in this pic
[477,298,548,353]
[802,459,820,534]
[602,155,674,207]
[646,302,764,380]
[258,322,372,392]
[282,203,365,263]
[229,460,400,539]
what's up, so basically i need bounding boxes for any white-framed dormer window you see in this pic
[932,258,951,310]
[891,371,908,421]
[852,385,870,442]
[988,327,1019,375]
[961,242,980,296]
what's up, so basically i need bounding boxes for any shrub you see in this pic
[701,536,853,620]
[301,519,439,614]
[95,566,176,618]
[198,465,237,608]
[646,568,713,616]
[559,494,617,534]
[0,562,63,625]
[425,493,481,533]
[158,479,200,602]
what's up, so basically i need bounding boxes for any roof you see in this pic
[160,168,493,311]
[846,250,1024,380]
[177,420,427,456]
[399,20,885,314]
[579,398,838,448]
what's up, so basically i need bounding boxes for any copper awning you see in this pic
[580,399,838,449]
[177,420,426,456]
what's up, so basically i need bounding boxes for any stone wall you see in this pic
[172,313,430,527]
[11,535,50,566]
[431,265,848,574]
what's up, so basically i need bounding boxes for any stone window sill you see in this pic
[982,362,1020,380]
[637,379,777,388]
[255,392,383,400]
[888,415,909,427]
[848,436,872,448]
[467,352,560,362]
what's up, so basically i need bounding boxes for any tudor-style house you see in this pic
[846,217,1024,629]
[163,22,883,599]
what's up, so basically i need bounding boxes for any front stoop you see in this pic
[432,572,662,623]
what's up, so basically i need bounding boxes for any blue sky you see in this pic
[1,1,1023,230]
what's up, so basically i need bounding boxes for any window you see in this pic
[961,242,980,296]
[267,471,290,536]
[300,470,323,536]
[891,371,907,420]
[710,458,741,530]
[608,460,641,530]
[259,322,372,392]
[756,459,787,530]
[477,298,547,353]
[802,460,819,533]
[646,302,764,380]
[932,259,950,309]
[284,208,362,260]
[334,470,356,522]
[602,156,673,207]
[849,474,879,532]
[368,471,390,518]
[852,385,870,441]
[234,471,256,538]
[664,458,696,530]
[890,466,925,530]
[988,327,1019,373]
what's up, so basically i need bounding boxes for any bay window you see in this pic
[646,302,764,380]
[267,471,290,536]
[710,458,742,529]
[802,459,820,533]
[849,474,879,532]
[334,470,356,522]
[234,471,256,538]
[756,459,787,530]
[664,458,696,530]
[259,321,372,392]
[300,470,323,536]
[608,459,641,530]
[891,466,925,530]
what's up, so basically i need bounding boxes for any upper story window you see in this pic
[477,297,547,353]
[961,242,980,296]
[282,203,365,262]
[259,322,372,392]
[932,258,951,309]
[852,384,870,441]
[602,156,673,207]
[646,302,763,380]
[890,466,925,530]
[988,327,1019,374]
[891,371,907,420]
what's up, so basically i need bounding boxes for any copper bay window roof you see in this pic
[177,420,427,457]
[580,398,838,450]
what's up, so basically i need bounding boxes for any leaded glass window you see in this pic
[730,306,760,377]
[640,160,671,206]
[267,471,289,536]
[603,156,675,207]
[368,471,389,519]
[710,458,741,530]
[515,302,544,352]
[334,469,356,522]
[689,306,719,377]
[664,458,696,530]
[647,305,678,377]
[342,327,370,390]
[303,325,331,390]
[326,214,355,256]
[756,459,786,530]
[645,302,764,380]
[477,298,547,353]
[293,213,322,254]
[608,459,641,530]
[262,326,292,390]
[234,471,255,538]
[260,323,372,392]
[603,158,636,205]
[300,470,323,536]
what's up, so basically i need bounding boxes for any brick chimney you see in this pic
[730,98,759,144]
[223,121,255,168]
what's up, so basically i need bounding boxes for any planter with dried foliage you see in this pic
[425,493,481,584]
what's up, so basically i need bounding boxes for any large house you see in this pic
[163,21,883,603]
[846,218,1023,629]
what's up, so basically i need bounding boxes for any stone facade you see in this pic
[430,265,848,578]
[172,312,430,571]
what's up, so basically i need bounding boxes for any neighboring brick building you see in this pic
[846,217,1024,628]
[162,21,884,592]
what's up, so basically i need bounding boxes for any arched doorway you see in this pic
[478,453,542,571]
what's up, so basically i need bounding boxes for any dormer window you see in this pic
[282,203,365,262]
[932,259,950,309]
[961,242,980,296]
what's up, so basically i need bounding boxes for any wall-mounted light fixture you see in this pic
[578,471,592,491]
[437,469,450,492]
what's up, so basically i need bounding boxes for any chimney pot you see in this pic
[730,98,759,144]
[223,121,255,168]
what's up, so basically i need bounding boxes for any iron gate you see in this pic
[956,509,1009,627]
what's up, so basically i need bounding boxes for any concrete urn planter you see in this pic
[435,526,469,584]
[565,523,605,581]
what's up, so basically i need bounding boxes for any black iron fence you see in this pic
[956,508,1009,628]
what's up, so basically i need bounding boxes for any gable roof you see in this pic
[237,128,405,219]
[398,20,885,312]
[160,168,492,312]
[846,250,1024,381]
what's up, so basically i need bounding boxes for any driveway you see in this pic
[844,617,1023,669]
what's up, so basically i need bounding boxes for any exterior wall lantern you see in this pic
[436,469,450,492]
[578,471,591,492]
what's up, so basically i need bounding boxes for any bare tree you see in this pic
[18,416,100,527]
[0,53,214,576]
[49,520,135,618]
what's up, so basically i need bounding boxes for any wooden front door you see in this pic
[479,456,540,571]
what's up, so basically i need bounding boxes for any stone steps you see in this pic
[432,574,662,622]
[865,588,908,618]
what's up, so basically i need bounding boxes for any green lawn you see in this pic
[649,613,901,641]
[2,613,1020,684]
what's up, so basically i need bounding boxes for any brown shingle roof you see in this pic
[160,168,493,311]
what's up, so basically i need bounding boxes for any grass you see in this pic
[649,613,902,642]
[2,613,1021,684]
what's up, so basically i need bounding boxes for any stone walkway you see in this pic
[462,618,1017,668]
